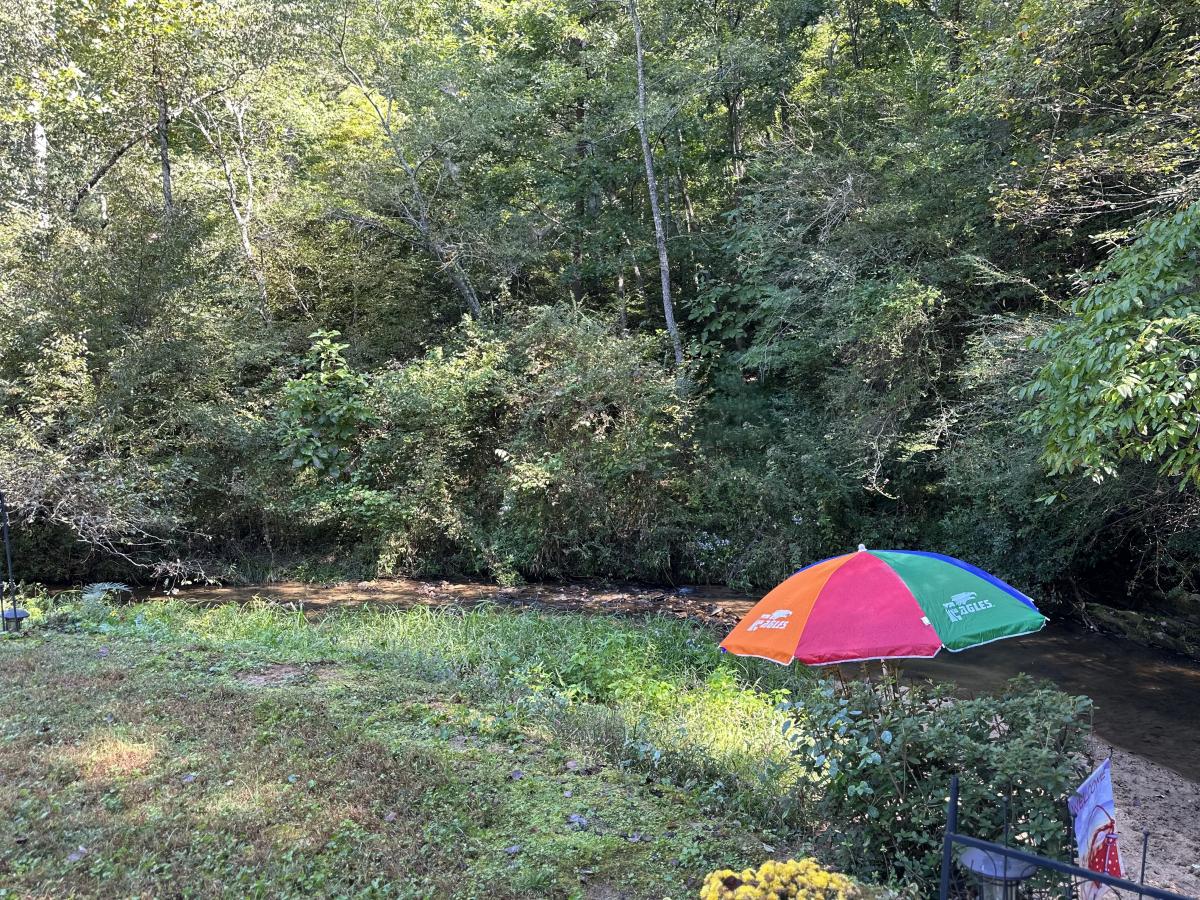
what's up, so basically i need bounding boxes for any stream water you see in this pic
[892,622,1200,782]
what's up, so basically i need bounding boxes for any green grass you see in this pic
[0,598,822,898]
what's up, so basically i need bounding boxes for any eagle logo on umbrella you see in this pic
[747,609,793,632]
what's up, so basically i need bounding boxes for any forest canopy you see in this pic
[1,0,1198,603]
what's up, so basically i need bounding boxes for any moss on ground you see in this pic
[0,626,768,898]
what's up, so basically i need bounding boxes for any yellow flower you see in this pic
[698,857,862,900]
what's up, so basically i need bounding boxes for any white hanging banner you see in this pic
[1067,759,1126,900]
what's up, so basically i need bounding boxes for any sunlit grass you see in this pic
[80,598,817,823]
[1,600,803,897]
[65,733,158,781]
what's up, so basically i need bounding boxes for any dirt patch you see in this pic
[139,577,754,628]
[1089,737,1200,896]
[235,664,302,687]
[235,663,344,688]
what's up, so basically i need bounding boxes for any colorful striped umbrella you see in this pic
[720,546,1047,666]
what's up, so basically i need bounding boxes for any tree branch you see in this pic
[68,85,234,216]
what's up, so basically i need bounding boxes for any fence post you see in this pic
[939,775,959,900]
[1139,831,1150,899]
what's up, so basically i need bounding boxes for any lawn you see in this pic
[0,600,809,899]
[1,595,1086,898]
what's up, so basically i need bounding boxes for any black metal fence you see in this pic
[939,775,1194,899]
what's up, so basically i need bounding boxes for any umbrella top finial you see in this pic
[857,543,867,552]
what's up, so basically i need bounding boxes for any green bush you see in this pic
[272,308,699,583]
[781,674,1091,888]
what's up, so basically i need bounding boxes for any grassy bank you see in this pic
[0,600,820,898]
[1,595,1089,896]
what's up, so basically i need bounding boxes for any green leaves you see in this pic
[276,330,372,481]
[780,674,1091,889]
[1023,201,1200,485]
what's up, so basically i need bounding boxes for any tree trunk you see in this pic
[675,129,697,233]
[948,0,963,70]
[31,112,49,229]
[428,232,483,319]
[725,88,745,180]
[621,231,649,320]
[628,0,683,368]
[191,100,270,318]
[570,35,587,304]
[616,269,628,332]
[153,58,174,216]
[69,86,229,216]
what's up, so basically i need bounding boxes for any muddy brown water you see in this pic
[133,578,1200,782]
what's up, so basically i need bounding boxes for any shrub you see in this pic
[781,674,1091,888]
[274,308,700,583]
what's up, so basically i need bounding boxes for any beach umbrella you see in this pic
[720,546,1046,666]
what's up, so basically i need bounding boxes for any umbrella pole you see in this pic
[834,664,849,694]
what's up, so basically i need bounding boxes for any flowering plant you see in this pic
[700,858,863,900]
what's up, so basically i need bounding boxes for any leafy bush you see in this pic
[273,308,699,583]
[1024,202,1200,485]
[276,330,372,480]
[781,675,1091,888]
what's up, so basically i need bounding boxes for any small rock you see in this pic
[181,773,196,784]
[505,844,522,855]
[567,813,590,830]
[97,647,109,658]
[67,846,89,863]
[383,810,397,823]
[565,759,579,771]
[563,790,573,798]
[509,769,524,780]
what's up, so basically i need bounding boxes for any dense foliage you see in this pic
[2,0,1198,602]
[782,675,1089,883]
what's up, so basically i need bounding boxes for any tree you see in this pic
[1023,201,1200,485]
[627,0,684,367]
[190,97,271,316]
[332,0,484,318]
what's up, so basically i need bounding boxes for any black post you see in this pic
[1139,831,1150,898]
[1001,796,1011,882]
[940,775,959,900]
[0,487,13,629]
